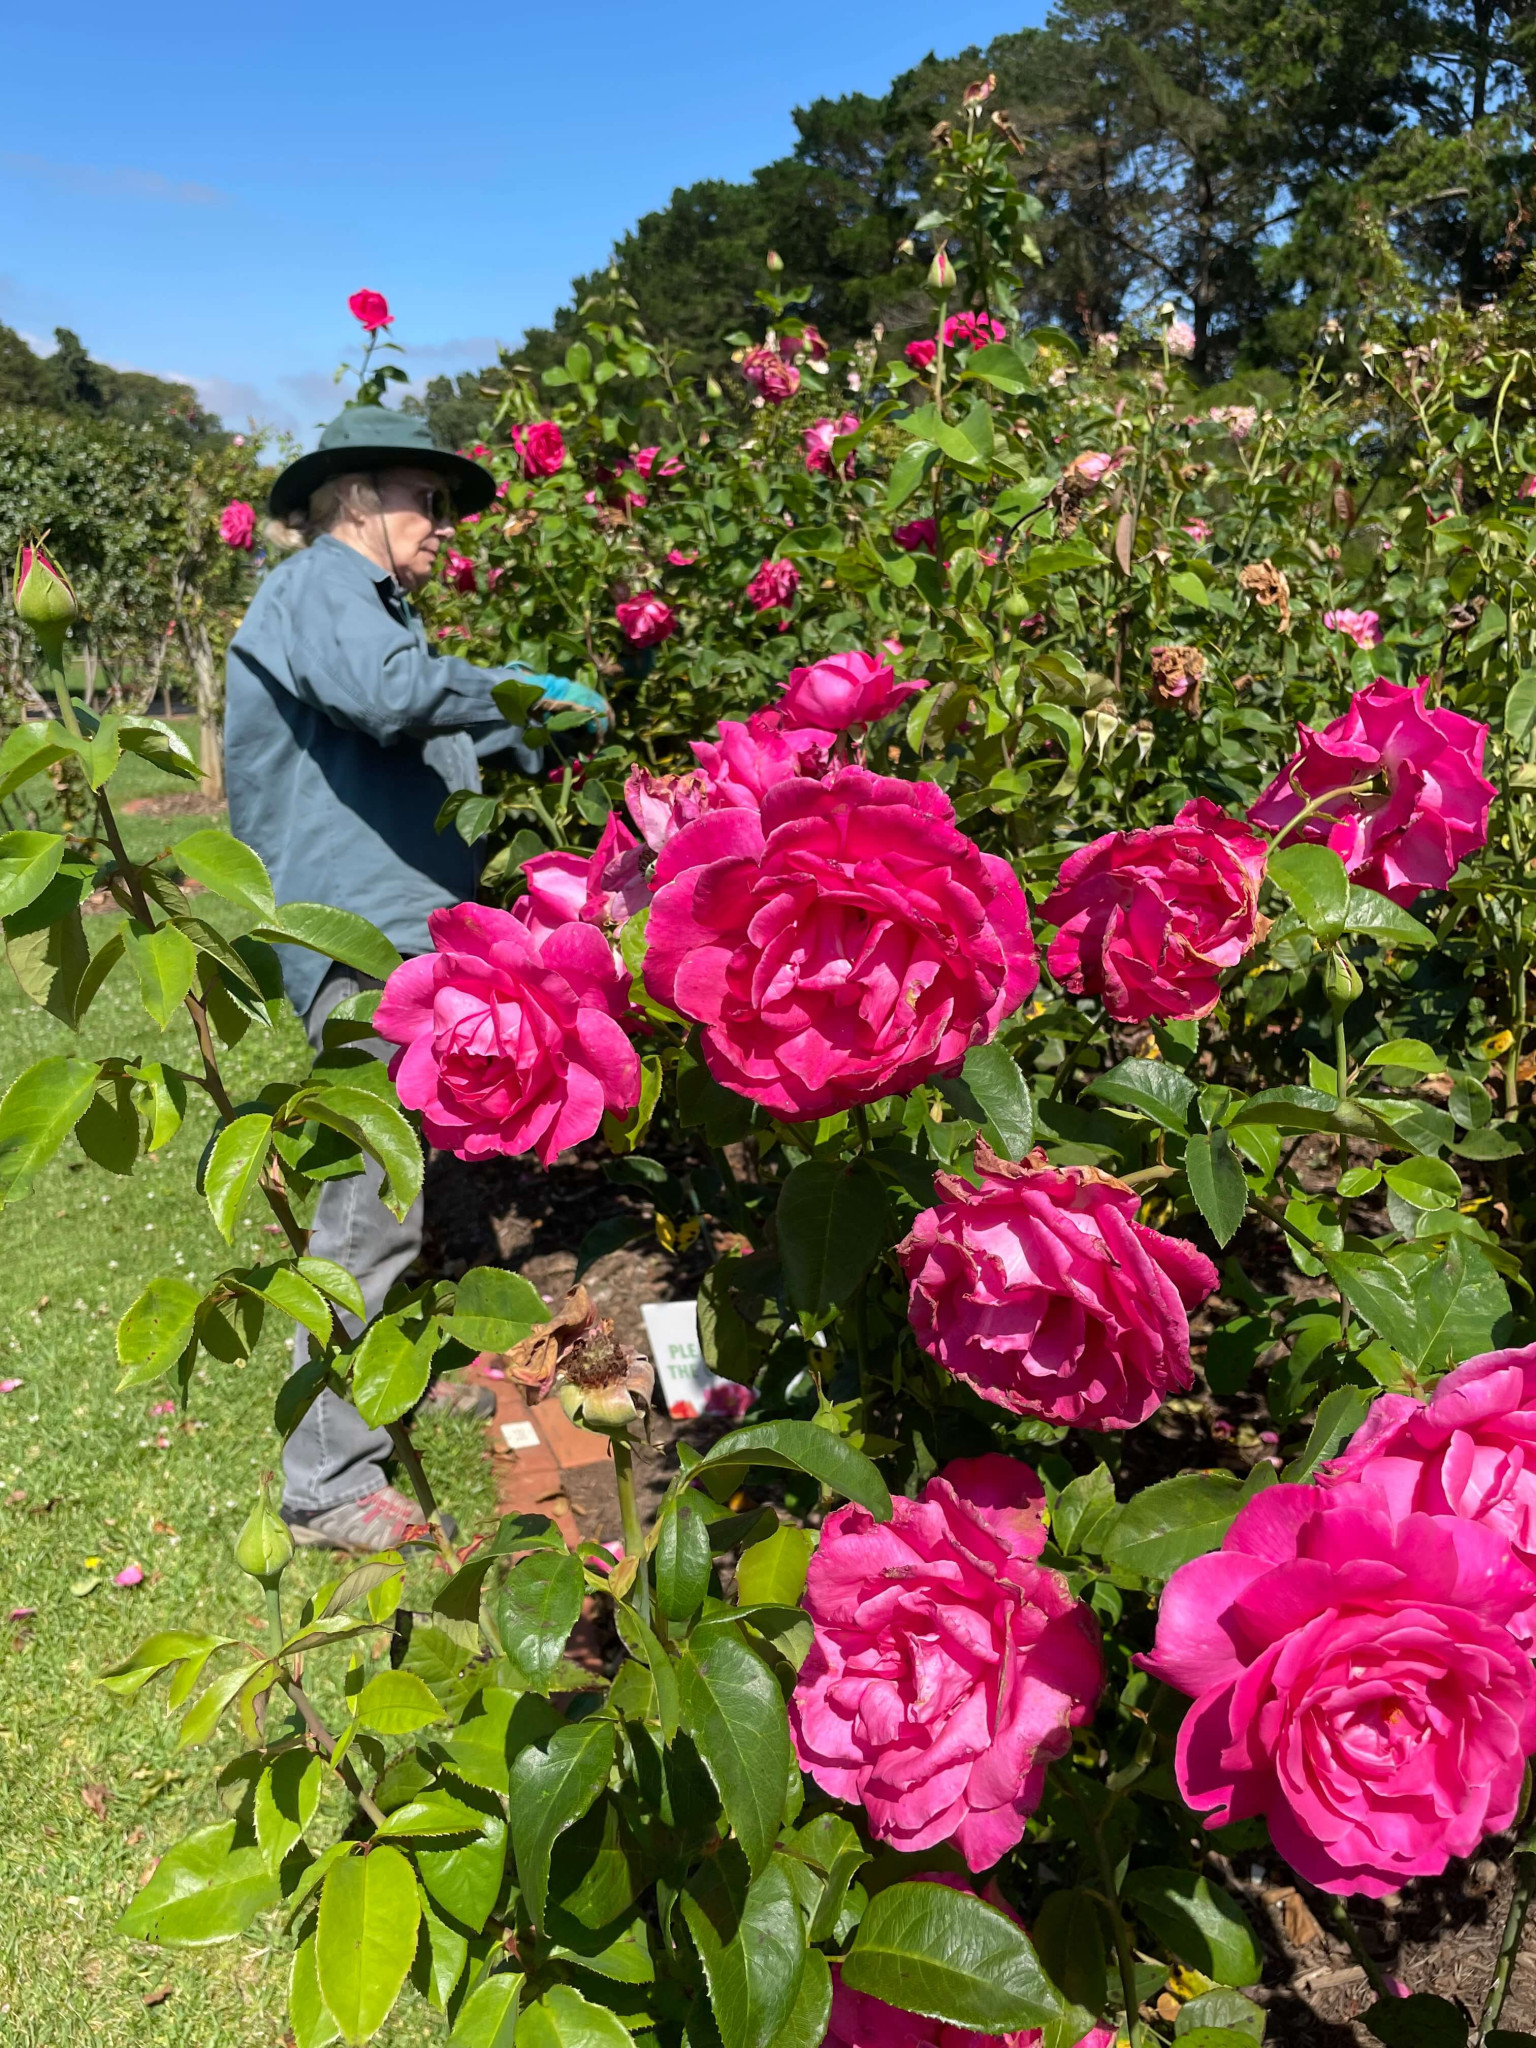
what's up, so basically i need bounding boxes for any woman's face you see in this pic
[369,467,456,589]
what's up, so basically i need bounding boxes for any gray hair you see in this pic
[265,471,382,552]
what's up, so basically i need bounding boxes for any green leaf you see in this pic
[255,1747,324,1871]
[442,1265,547,1351]
[960,1040,1035,1159]
[290,1933,342,2048]
[1266,844,1349,942]
[515,1985,632,2048]
[1284,1384,1375,1481]
[1185,1128,1247,1246]
[1123,1868,1260,1987]
[118,715,201,781]
[446,1972,523,2047]
[7,895,91,1028]
[1088,1057,1197,1133]
[0,1055,98,1207]
[1318,1251,1419,1357]
[350,1316,434,1427]
[736,1524,816,1608]
[1383,1156,1461,1210]
[373,1790,488,1837]
[1176,1989,1266,2039]
[509,1718,615,1928]
[75,1076,141,1174]
[0,720,76,802]
[173,828,276,918]
[1101,1471,1244,1582]
[116,1820,278,1945]
[298,1257,368,1320]
[965,342,1036,392]
[237,1264,332,1349]
[1032,1887,1107,2021]
[418,1818,507,1932]
[1362,1993,1470,2047]
[355,1669,444,1734]
[315,1844,420,2044]
[679,1630,792,1877]
[696,1419,892,1520]
[612,1603,680,1742]
[250,903,403,980]
[0,830,65,920]
[682,1849,806,2048]
[204,1112,273,1242]
[1409,1239,1511,1373]
[295,1084,422,1221]
[1049,1465,1119,1557]
[776,1158,890,1313]
[656,1493,713,1622]
[843,1880,1066,2036]
[497,1548,584,1691]
[1344,885,1433,946]
[125,919,198,1029]
[1364,1038,1443,1073]
[1506,671,1536,744]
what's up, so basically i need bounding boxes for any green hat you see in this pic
[268,405,497,522]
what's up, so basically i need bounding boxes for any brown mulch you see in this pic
[118,793,226,818]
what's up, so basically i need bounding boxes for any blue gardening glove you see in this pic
[528,671,612,734]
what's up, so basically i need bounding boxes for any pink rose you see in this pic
[519,814,648,941]
[1065,450,1118,485]
[615,594,677,648]
[1041,798,1268,1022]
[633,446,683,481]
[791,1454,1102,1868]
[1164,318,1196,357]
[625,765,710,852]
[1182,519,1211,543]
[667,548,699,567]
[702,1380,754,1419]
[1520,476,1536,500]
[776,649,927,733]
[943,310,1007,350]
[781,322,827,363]
[1322,606,1383,650]
[1248,678,1495,905]
[1208,404,1257,440]
[892,517,938,554]
[745,557,801,613]
[1324,1345,1536,1622]
[644,766,1038,1119]
[1140,1484,1536,1896]
[804,413,860,476]
[741,345,800,403]
[444,552,477,593]
[905,338,937,371]
[511,421,566,479]
[219,500,255,550]
[690,707,833,811]
[348,289,392,331]
[900,1144,1218,1429]
[375,901,640,1167]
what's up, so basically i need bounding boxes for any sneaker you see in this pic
[423,1376,497,1422]
[283,1484,459,1553]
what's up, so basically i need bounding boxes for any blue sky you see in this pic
[3,4,1041,444]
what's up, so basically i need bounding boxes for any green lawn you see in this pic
[0,731,492,2044]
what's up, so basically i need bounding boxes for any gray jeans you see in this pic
[282,967,425,1514]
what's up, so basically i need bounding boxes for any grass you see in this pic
[0,730,494,2044]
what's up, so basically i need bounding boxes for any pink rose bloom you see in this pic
[667,548,699,567]
[519,814,648,941]
[615,594,678,648]
[1322,606,1384,650]
[792,1455,1102,1868]
[781,322,827,363]
[690,707,833,811]
[943,310,1007,350]
[1041,798,1269,1022]
[804,413,860,476]
[1209,404,1257,440]
[644,767,1038,1119]
[625,764,710,852]
[905,338,937,371]
[703,1380,755,1420]
[444,552,477,593]
[511,421,566,479]
[219,500,255,550]
[1066,450,1118,485]
[633,446,683,481]
[892,517,938,554]
[1164,318,1196,357]
[1182,518,1211,543]
[741,345,800,403]
[1140,1484,1536,1896]
[776,649,927,733]
[1248,678,1495,905]
[376,902,640,1167]
[348,289,392,331]
[1520,476,1536,500]
[1323,1345,1536,1632]
[745,557,801,613]
[900,1144,1218,1429]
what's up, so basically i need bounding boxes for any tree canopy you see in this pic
[0,322,222,441]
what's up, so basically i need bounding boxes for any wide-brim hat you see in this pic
[268,404,497,521]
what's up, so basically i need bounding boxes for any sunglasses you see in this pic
[404,483,454,523]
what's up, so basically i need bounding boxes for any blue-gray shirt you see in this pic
[225,534,531,1014]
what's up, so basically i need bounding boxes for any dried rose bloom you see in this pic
[1237,559,1292,632]
[501,1286,654,1429]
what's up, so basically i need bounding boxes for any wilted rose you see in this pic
[500,1285,654,1429]
[741,346,800,403]
[518,814,648,941]
[1148,642,1205,709]
[624,765,710,852]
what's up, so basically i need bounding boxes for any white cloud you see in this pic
[1,152,226,206]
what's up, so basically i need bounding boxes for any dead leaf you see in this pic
[142,1986,172,2008]
[1276,1887,1324,1946]
[80,1783,110,1820]
[1114,508,1135,574]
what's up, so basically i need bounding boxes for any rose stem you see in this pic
[1092,1823,1144,2048]
[387,1421,458,1571]
[1329,1896,1390,2000]
[1480,1825,1536,2039]
[612,1436,649,1626]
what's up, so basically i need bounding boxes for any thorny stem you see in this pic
[1092,1823,1144,2048]
[281,1675,387,1830]
[612,1437,649,1626]
[1480,1824,1536,2039]
[387,1422,458,1570]
[1329,1896,1391,2001]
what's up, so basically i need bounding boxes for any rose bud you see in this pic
[13,540,78,664]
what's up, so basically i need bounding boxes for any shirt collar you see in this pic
[313,532,410,616]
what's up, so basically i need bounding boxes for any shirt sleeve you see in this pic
[285,565,515,745]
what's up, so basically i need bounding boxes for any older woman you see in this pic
[227,406,606,1551]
